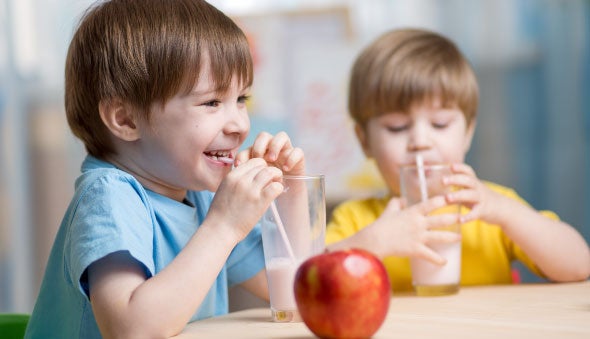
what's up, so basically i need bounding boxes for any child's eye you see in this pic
[203,100,221,107]
[386,125,408,133]
[238,95,251,104]
[432,122,449,129]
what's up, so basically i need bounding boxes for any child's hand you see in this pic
[208,132,304,241]
[369,196,461,265]
[208,158,284,241]
[235,131,305,176]
[444,163,508,225]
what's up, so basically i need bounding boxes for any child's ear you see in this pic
[99,98,140,141]
[354,123,373,158]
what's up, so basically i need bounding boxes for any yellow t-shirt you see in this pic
[326,182,558,293]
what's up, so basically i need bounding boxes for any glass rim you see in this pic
[282,174,325,180]
[399,163,451,171]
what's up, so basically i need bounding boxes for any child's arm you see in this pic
[89,158,283,338]
[327,196,461,264]
[239,270,270,302]
[235,130,307,296]
[88,132,303,338]
[445,163,590,282]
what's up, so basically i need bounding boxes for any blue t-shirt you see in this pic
[25,156,265,338]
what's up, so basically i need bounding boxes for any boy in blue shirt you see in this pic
[25,0,305,337]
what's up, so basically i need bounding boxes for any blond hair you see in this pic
[348,28,478,127]
[65,0,253,159]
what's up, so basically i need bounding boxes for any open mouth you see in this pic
[205,150,233,164]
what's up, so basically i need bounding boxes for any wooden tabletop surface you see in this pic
[175,281,590,338]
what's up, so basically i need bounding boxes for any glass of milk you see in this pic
[400,163,462,296]
[261,175,326,322]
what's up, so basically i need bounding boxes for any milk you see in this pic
[265,257,299,311]
[411,242,461,295]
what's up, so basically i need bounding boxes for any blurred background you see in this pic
[1,0,589,313]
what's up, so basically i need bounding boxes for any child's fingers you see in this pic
[238,131,294,165]
[446,187,480,206]
[232,160,283,201]
[425,213,461,230]
[417,245,447,266]
[426,229,462,244]
[266,131,291,162]
[279,146,304,172]
[234,147,253,166]
[443,173,477,190]
[385,197,403,212]
[459,206,481,223]
[235,131,303,175]
[450,163,476,176]
[251,167,283,199]
[230,157,266,175]
[250,166,284,208]
[249,131,273,159]
[235,159,279,184]
[250,164,283,186]
[443,173,471,187]
[415,195,447,214]
[261,181,284,202]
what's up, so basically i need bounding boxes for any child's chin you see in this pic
[207,178,224,193]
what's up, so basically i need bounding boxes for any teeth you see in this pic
[206,150,230,160]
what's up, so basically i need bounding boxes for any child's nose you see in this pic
[407,124,430,151]
[225,105,250,135]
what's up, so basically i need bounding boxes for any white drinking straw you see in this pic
[270,201,296,261]
[218,157,235,164]
[416,154,428,202]
[219,157,295,260]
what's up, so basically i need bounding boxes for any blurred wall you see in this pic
[0,0,588,313]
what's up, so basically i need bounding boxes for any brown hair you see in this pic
[65,0,253,159]
[348,28,478,128]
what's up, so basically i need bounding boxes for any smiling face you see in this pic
[111,61,251,201]
[356,98,475,196]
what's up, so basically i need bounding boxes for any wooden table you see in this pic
[175,281,590,338]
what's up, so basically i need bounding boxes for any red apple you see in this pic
[294,249,391,338]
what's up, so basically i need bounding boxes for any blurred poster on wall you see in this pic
[235,6,386,205]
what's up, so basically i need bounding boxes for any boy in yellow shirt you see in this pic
[326,28,590,292]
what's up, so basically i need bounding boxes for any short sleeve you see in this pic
[65,173,155,297]
[326,201,360,245]
[225,224,265,286]
[326,198,385,245]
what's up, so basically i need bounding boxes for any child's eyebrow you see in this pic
[188,88,216,97]
[188,87,251,98]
